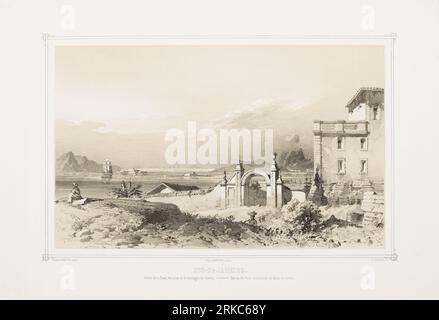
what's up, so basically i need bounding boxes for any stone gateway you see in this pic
[219,154,290,208]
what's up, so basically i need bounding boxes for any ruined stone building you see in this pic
[313,88,384,197]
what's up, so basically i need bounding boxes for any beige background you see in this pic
[54,45,384,168]
[0,0,439,299]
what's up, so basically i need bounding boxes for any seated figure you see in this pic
[68,182,82,203]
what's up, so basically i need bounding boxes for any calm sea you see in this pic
[55,176,220,200]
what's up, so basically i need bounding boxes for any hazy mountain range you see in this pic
[56,151,121,174]
[55,94,350,169]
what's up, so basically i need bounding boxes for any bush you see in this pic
[281,199,300,224]
[294,201,322,233]
[111,181,142,198]
[283,200,322,233]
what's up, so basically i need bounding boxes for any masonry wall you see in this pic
[361,191,385,224]
[320,135,383,183]
[317,110,384,185]
[366,114,385,183]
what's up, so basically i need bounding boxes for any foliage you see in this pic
[111,181,142,198]
[247,180,267,206]
[293,201,323,233]
[249,181,261,191]
[248,211,257,220]
[281,199,300,222]
[282,200,323,233]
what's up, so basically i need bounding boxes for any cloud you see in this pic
[211,98,311,129]
[93,111,183,134]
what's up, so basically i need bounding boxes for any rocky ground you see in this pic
[55,198,384,249]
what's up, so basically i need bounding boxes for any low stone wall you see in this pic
[325,179,384,207]
[325,182,365,206]
[326,182,353,206]
[145,187,214,198]
[146,186,222,213]
[361,191,384,225]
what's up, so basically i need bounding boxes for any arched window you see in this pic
[360,138,367,150]
[337,137,343,149]
[373,106,378,120]
[337,159,346,174]
[360,159,368,174]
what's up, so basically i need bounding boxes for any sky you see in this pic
[55,45,384,168]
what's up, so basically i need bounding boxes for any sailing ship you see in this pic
[101,159,113,183]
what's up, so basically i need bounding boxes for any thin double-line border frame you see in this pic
[42,33,396,261]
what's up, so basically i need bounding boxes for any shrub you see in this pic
[111,181,142,198]
[247,211,257,220]
[293,201,322,233]
[281,199,300,223]
[283,200,322,233]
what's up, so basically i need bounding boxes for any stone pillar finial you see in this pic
[270,153,278,172]
[234,161,243,207]
[277,172,283,183]
[235,160,243,172]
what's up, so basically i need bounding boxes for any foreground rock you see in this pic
[55,198,384,249]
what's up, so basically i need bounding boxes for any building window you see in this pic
[337,159,346,174]
[360,137,368,150]
[360,159,368,174]
[373,106,378,120]
[336,137,344,150]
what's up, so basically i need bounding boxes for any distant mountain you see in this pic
[56,151,121,174]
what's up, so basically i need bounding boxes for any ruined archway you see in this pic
[241,170,270,206]
[219,155,286,209]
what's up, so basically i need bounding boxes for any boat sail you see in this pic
[101,159,113,183]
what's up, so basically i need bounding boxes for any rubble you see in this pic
[361,191,385,226]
